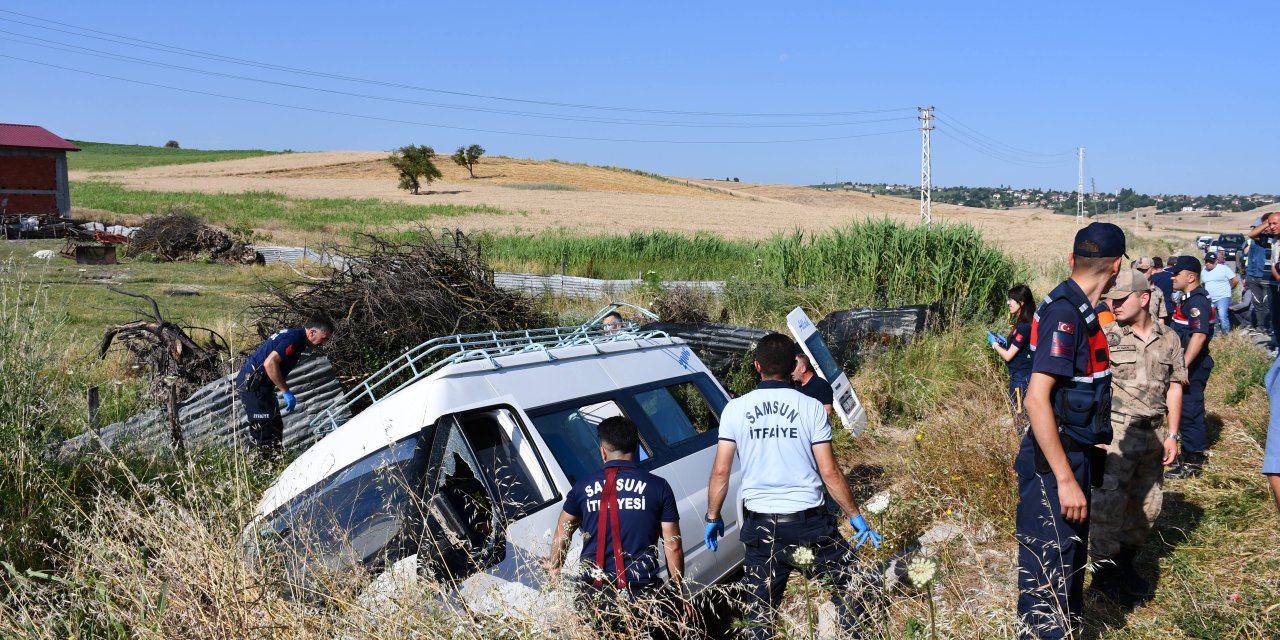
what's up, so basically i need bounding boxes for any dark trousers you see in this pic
[1248,279,1271,334]
[1015,434,1092,640]
[573,580,683,638]
[237,373,283,455]
[1180,362,1213,454]
[739,509,869,640]
[1270,282,1280,347]
[1009,371,1031,414]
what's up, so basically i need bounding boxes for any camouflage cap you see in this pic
[1103,269,1152,300]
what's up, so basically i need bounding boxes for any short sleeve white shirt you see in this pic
[718,380,831,513]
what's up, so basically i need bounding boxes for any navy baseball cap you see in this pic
[1167,255,1202,274]
[1073,222,1128,258]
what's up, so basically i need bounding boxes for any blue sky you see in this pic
[3,1,1276,195]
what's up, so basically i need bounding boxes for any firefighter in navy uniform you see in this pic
[545,416,686,634]
[1016,222,1125,639]
[235,319,333,457]
[1165,256,1216,479]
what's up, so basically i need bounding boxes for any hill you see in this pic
[68,149,1218,266]
[67,140,285,172]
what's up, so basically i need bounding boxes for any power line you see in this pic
[934,127,1071,169]
[0,8,915,119]
[933,111,1075,158]
[0,32,920,130]
[0,53,920,145]
[933,120,1070,166]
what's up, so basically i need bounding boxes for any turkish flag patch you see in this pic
[1057,322,1074,334]
[285,344,296,356]
[1050,331,1074,358]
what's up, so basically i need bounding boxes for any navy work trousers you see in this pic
[739,510,870,640]
[1009,371,1031,414]
[1180,360,1213,454]
[1015,433,1093,640]
[236,372,283,455]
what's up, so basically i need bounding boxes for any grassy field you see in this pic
[2,198,1278,637]
[0,240,290,347]
[68,141,285,172]
[72,180,513,236]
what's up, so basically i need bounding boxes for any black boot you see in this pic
[1114,548,1151,607]
[1090,560,1126,602]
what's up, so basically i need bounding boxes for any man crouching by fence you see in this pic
[545,416,689,637]
[235,318,333,458]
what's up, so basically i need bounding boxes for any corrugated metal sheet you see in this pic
[0,124,80,151]
[57,353,347,458]
[493,272,724,300]
[816,304,939,370]
[643,322,769,377]
[254,245,348,269]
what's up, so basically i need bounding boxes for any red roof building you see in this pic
[0,124,81,220]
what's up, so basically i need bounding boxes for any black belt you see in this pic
[1116,414,1161,430]
[744,506,825,524]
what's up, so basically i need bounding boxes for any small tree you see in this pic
[451,144,486,178]
[164,140,180,149]
[388,145,442,195]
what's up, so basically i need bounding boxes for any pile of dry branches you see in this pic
[254,230,550,381]
[653,284,714,324]
[129,212,256,263]
[99,288,229,400]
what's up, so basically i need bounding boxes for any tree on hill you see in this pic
[388,145,442,195]
[451,144,485,178]
[164,140,180,149]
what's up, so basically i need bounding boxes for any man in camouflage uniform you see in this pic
[1090,269,1187,606]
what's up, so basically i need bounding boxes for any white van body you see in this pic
[245,316,745,619]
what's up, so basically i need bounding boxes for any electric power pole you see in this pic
[919,106,934,228]
[1076,147,1086,225]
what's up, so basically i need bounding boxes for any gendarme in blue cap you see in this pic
[1073,222,1128,258]
[1167,255,1202,274]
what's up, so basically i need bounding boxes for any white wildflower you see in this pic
[792,546,815,568]
[907,556,938,588]
[864,491,891,515]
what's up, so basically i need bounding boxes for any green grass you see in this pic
[68,141,285,172]
[71,180,511,234]
[480,219,1023,320]
[0,240,289,343]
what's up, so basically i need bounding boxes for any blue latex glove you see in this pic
[986,330,1006,348]
[704,519,724,551]
[282,390,297,413]
[850,515,882,550]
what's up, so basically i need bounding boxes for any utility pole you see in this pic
[918,106,934,228]
[1076,147,1086,225]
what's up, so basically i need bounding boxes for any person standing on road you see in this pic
[1246,213,1277,347]
[704,333,881,640]
[1149,257,1176,322]
[1090,270,1186,607]
[235,319,333,457]
[991,284,1036,412]
[1165,256,1216,480]
[792,352,834,415]
[1016,222,1124,640]
[546,416,687,633]
[1200,253,1239,335]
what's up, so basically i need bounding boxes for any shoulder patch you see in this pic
[1050,331,1075,358]
[1057,321,1075,334]
[1189,307,1200,318]
[285,344,296,356]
